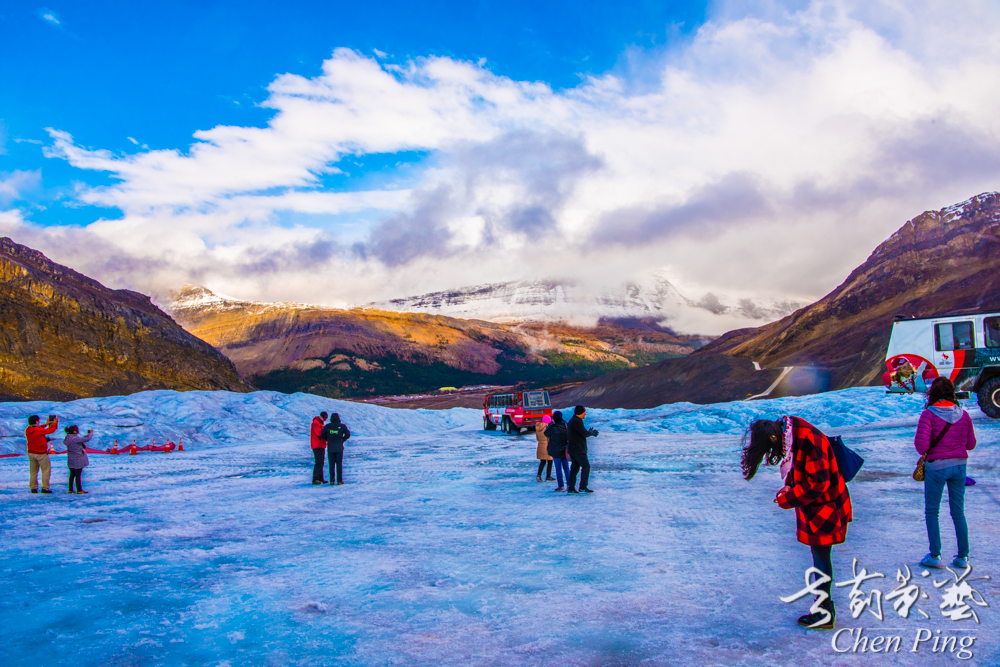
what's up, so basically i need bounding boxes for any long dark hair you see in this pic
[926,376,957,408]
[64,425,79,434]
[741,419,784,480]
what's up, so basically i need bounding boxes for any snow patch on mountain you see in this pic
[367,277,803,335]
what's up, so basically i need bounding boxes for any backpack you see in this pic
[829,435,864,483]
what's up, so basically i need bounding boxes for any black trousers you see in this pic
[312,447,326,482]
[330,450,344,484]
[811,545,833,595]
[536,460,553,477]
[68,467,83,492]
[569,454,590,490]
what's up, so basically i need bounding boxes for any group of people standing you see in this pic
[309,411,352,485]
[741,376,978,630]
[533,405,599,494]
[23,414,95,494]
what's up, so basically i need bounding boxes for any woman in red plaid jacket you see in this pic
[741,416,852,630]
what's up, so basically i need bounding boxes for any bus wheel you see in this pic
[484,416,496,431]
[977,378,1000,419]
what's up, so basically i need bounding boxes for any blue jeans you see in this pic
[924,465,969,558]
[552,457,570,487]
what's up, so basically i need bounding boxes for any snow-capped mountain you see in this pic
[367,277,803,335]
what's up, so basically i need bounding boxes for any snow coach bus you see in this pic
[484,390,553,434]
[884,311,1000,419]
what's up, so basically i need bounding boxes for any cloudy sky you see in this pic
[2,0,1000,312]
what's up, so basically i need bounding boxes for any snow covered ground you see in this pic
[1,388,998,666]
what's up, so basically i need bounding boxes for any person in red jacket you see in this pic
[914,377,977,570]
[310,412,328,485]
[26,414,59,494]
[742,416,852,630]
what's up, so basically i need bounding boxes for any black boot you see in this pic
[797,597,835,630]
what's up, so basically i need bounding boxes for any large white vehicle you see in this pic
[884,311,1000,418]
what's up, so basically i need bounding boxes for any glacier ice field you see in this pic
[0,387,998,666]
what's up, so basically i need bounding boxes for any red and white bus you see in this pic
[484,390,553,434]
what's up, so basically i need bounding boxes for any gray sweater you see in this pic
[64,433,93,469]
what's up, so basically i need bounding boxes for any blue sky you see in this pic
[1,0,705,226]
[2,0,1000,330]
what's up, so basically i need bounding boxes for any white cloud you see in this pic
[17,0,1000,321]
[38,8,60,25]
[0,171,42,206]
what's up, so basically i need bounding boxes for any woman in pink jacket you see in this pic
[915,377,977,569]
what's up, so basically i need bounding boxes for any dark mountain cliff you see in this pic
[0,238,254,400]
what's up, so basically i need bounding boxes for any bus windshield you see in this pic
[525,391,551,408]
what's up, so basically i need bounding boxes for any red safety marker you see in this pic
[178,438,184,452]
[112,440,119,455]
[130,440,137,455]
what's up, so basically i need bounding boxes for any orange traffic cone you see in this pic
[178,438,184,452]
[112,440,118,455]
[130,439,137,455]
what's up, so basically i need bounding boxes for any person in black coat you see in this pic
[545,411,570,491]
[320,413,352,485]
[567,405,598,494]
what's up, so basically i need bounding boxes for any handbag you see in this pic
[829,435,864,483]
[913,422,952,482]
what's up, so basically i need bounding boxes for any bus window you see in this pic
[936,321,974,351]
[986,317,1000,348]
[525,391,551,408]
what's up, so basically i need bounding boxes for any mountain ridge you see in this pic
[0,237,254,401]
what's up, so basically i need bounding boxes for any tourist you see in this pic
[534,415,554,482]
[64,425,94,494]
[741,416,852,630]
[567,405,598,494]
[26,414,59,494]
[311,411,328,485]
[545,411,570,492]
[915,377,977,569]
[320,413,352,485]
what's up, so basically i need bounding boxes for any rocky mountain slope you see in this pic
[367,277,802,335]
[560,192,1000,408]
[169,286,709,398]
[701,192,1000,388]
[0,238,253,401]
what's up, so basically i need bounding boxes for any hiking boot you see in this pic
[580,487,594,493]
[554,486,565,492]
[76,490,89,494]
[952,556,969,569]
[311,480,324,485]
[40,488,52,494]
[797,598,835,630]
[337,481,344,485]
[920,553,942,569]
[535,474,542,482]
[30,488,38,494]
[545,476,555,481]
[567,488,579,494]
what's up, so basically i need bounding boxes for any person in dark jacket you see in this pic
[566,405,598,494]
[320,413,351,485]
[914,377,977,569]
[545,411,570,491]
[742,416,852,631]
[63,425,94,494]
[311,412,328,485]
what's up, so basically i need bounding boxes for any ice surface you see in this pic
[1,387,998,665]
